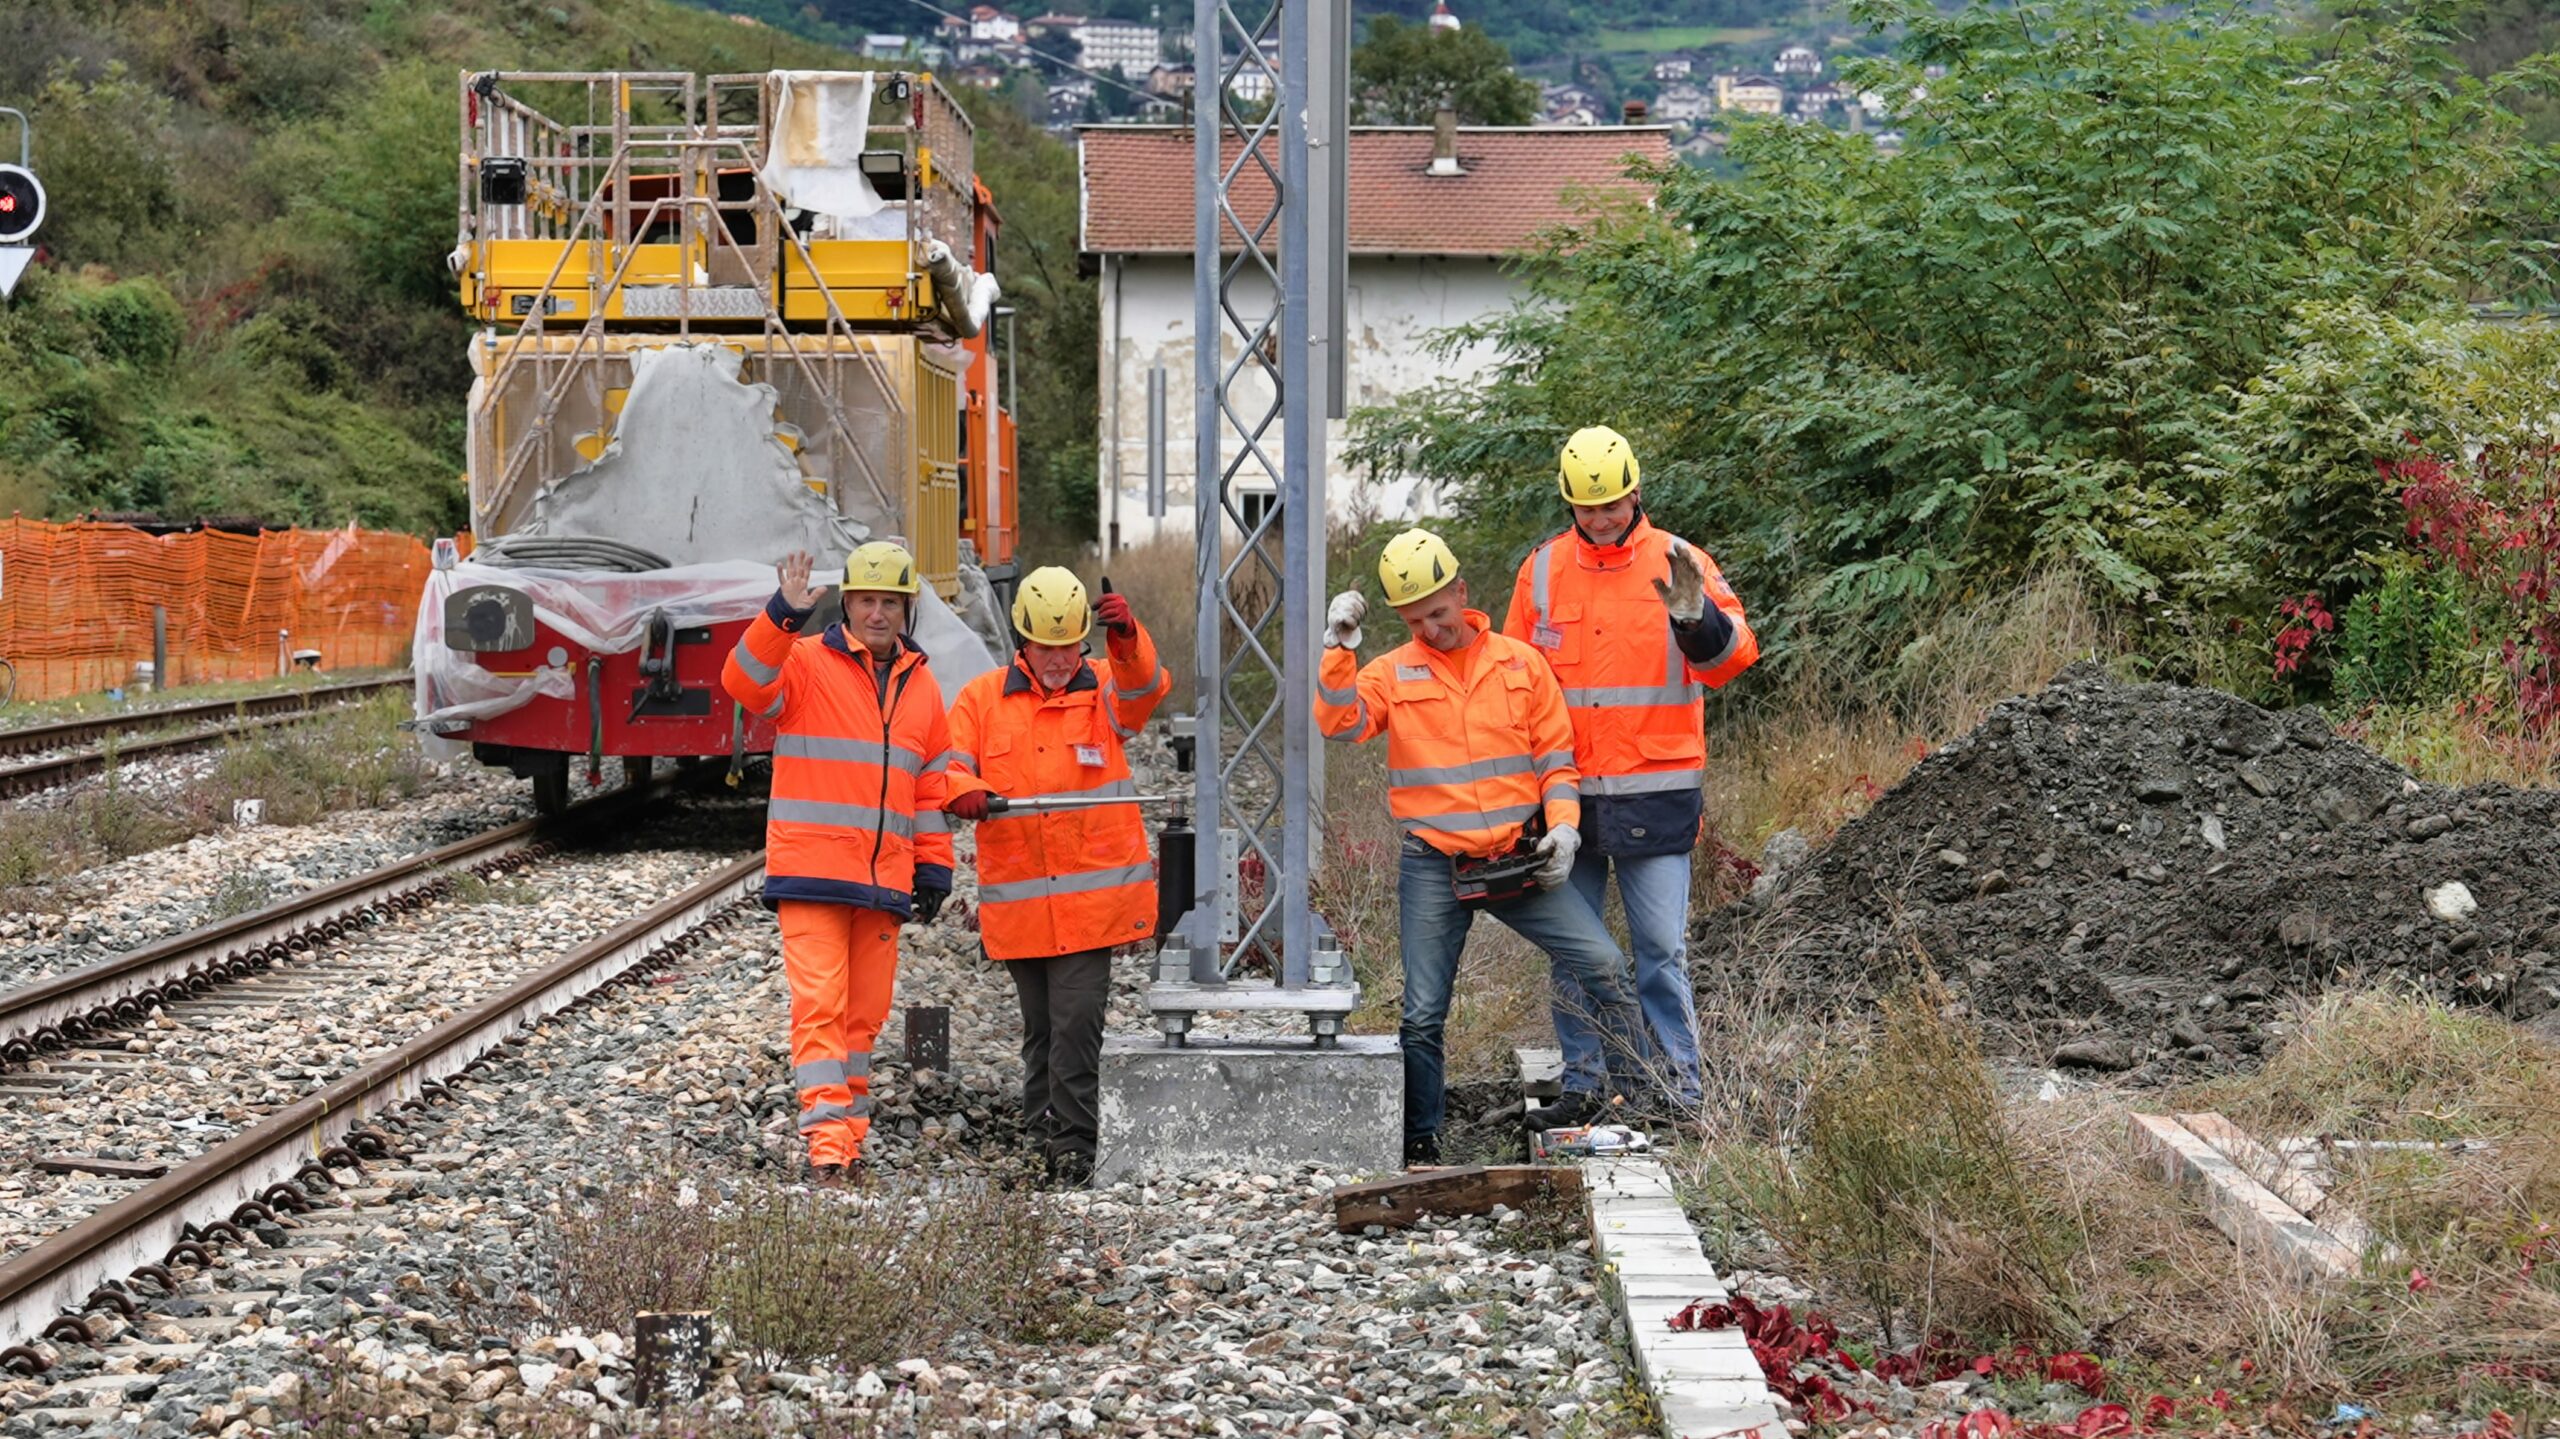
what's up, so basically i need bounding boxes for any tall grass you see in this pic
[0,692,434,905]
[543,1169,1094,1371]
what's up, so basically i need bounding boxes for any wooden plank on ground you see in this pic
[2127,1114,2357,1281]
[1331,1164,1584,1232]
[35,1154,171,1179]
[2178,1111,2388,1258]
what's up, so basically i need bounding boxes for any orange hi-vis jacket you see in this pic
[720,593,957,916]
[1315,610,1581,859]
[1504,516,1757,857]
[944,624,1172,959]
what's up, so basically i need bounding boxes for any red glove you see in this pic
[946,790,991,821]
[1096,592,1136,639]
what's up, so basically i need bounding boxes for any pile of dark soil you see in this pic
[1698,663,2560,1075]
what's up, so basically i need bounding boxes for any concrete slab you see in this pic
[1516,1046,1563,1098]
[1584,1154,1786,1439]
[1659,1390,1787,1439]
[1615,1271,1731,1300]
[1095,1033,1401,1182]
[2128,1114,2358,1280]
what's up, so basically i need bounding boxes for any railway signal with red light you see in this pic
[0,165,38,246]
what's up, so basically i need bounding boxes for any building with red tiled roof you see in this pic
[1080,122,1669,550]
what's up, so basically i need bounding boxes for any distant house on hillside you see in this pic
[1795,83,1844,117]
[1539,82,1602,126]
[1774,44,1823,76]
[1077,122,1675,548]
[954,63,1008,90]
[860,34,912,60]
[1075,18,1163,76]
[1714,74,1785,116]
[1652,57,1694,82]
[1654,83,1713,123]
[969,5,1023,41]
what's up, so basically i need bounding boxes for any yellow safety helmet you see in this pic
[1011,565,1092,644]
[1378,528,1461,608]
[843,541,921,594]
[1558,425,1641,505]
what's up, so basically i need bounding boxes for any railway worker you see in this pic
[940,568,1171,1188]
[1504,425,1757,1130]
[721,542,958,1184]
[1317,528,1661,1164]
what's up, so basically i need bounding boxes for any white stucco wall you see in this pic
[1095,253,1526,555]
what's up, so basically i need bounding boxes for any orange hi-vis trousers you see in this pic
[777,900,900,1165]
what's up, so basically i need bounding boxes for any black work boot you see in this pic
[1524,1089,1604,1133]
[1046,1150,1095,1190]
[1403,1132,1442,1166]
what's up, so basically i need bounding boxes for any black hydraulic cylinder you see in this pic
[1155,815,1193,950]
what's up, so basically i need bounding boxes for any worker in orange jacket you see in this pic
[1317,528,1660,1163]
[942,567,1170,1187]
[720,541,957,1183]
[1505,426,1757,1126]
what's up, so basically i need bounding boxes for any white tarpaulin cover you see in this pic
[513,344,888,564]
[411,558,997,761]
[761,71,886,224]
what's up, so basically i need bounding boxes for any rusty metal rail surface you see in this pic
[0,675,414,797]
[0,779,668,1067]
[0,851,764,1368]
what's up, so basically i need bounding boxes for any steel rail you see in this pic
[0,677,413,798]
[0,780,666,1067]
[0,851,764,1366]
[0,676,411,758]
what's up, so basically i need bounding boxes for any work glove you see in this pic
[1651,538,1708,626]
[1532,823,1580,891]
[946,790,992,821]
[1325,590,1367,651]
[1096,591,1136,639]
[911,884,950,924]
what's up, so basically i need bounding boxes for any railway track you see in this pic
[0,781,665,1070]
[0,849,763,1372]
[0,675,412,799]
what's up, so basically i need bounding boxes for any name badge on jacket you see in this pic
[1533,621,1565,650]
[1074,744,1105,767]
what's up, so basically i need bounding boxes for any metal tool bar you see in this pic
[985,793,1173,815]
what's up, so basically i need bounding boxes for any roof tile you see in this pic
[1078,125,1670,257]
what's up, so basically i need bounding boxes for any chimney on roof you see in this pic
[1623,99,1648,123]
[1429,105,1463,176]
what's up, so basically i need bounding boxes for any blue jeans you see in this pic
[1397,838,1656,1141]
[1555,849,1701,1104]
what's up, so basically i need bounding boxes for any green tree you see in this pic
[1350,14,1539,125]
[1347,0,2557,677]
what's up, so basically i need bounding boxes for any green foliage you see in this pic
[1348,0,2559,683]
[0,0,892,533]
[1351,14,1541,125]
[2331,556,2484,706]
[963,83,1101,554]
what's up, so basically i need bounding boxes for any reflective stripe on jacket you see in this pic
[945,623,1172,958]
[720,592,957,915]
[1503,517,1756,857]
[1313,610,1579,859]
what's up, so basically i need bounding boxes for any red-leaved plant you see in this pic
[2385,440,2560,732]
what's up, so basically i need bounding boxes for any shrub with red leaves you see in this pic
[2386,441,2560,731]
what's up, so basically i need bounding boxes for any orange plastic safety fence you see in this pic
[0,519,431,702]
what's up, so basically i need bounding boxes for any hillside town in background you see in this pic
[817,2,1916,155]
